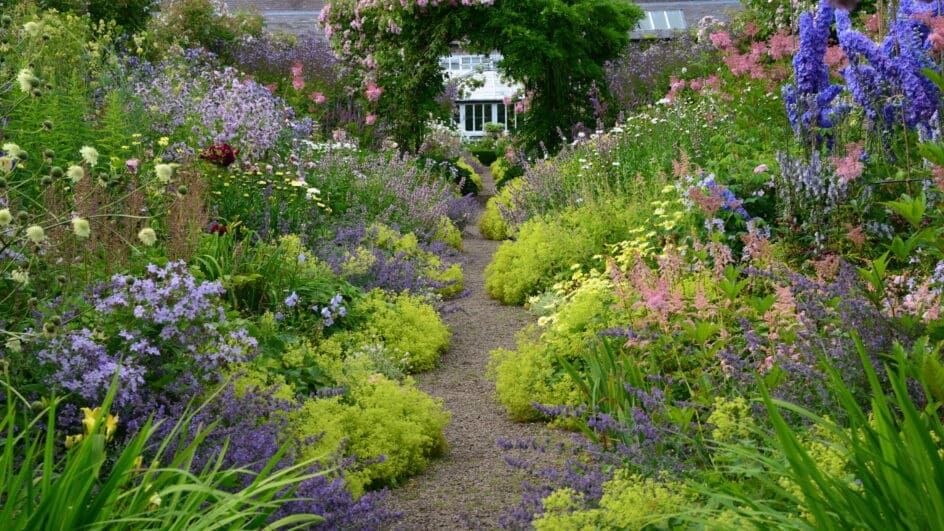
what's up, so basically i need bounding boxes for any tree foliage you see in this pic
[322,0,641,153]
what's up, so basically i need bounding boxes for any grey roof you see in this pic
[632,0,742,39]
[223,0,742,37]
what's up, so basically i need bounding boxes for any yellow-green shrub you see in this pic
[456,157,483,193]
[489,331,580,422]
[289,374,449,496]
[479,179,521,241]
[489,284,618,421]
[534,472,691,530]
[346,290,451,372]
[485,201,640,305]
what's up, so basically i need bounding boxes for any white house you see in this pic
[439,53,522,138]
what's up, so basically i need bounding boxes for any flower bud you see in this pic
[177,185,188,196]
[31,88,42,98]
[43,149,55,160]
[50,166,64,178]
[17,211,29,222]
[42,120,53,130]
[40,175,53,186]
[0,209,11,227]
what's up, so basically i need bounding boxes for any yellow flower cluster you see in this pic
[65,407,118,448]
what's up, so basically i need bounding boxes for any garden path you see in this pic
[387,169,560,530]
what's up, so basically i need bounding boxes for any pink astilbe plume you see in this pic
[768,31,798,60]
[829,142,865,183]
[709,31,733,50]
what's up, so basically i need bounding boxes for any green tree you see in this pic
[322,0,641,153]
[472,0,641,152]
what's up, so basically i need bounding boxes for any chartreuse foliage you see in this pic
[286,345,450,496]
[534,471,690,530]
[342,289,452,373]
[485,200,644,305]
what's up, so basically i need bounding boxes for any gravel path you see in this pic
[387,170,559,530]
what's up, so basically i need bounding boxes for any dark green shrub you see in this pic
[471,148,498,167]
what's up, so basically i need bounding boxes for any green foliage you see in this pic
[194,232,357,318]
[289,372,449,495]
[143,0,263,62]
[473,0,642,152]
[344,290,451,373]
[38,0,155,32]
[485,200,642,305]
[534,471,690,530]
[0,375,322,529]
[697,338,944,529]
[470,148,498,167]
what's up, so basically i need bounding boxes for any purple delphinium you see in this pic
[835,2,940,137]
[782,0,844,142]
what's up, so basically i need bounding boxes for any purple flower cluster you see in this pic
[835,0,940,136]
[130,50,293,160]
[36,261,256,424]
[781,0,845,141]
[606,34,715,108]
[312,293,347,327]
[730,264,906,414]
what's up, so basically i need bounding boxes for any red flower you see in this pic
[200,143,240,167]
[208,221,228,236]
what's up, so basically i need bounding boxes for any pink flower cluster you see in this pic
[709,30,798,82]
[291,62,305,91]
[829,142,865,184]
[663,75,721,101]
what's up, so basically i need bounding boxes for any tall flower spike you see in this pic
[782,0,844,143]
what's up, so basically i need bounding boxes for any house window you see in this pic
[637,10,686,31]
[462,103,498,133]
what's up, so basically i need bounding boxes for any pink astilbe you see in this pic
[687,186,724,216]
[829,142,865,183]
[740,226,774,265]
[767,31,798,60]
[824,45,848,69]
[709,31,733,50]
[844,223,867,249]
